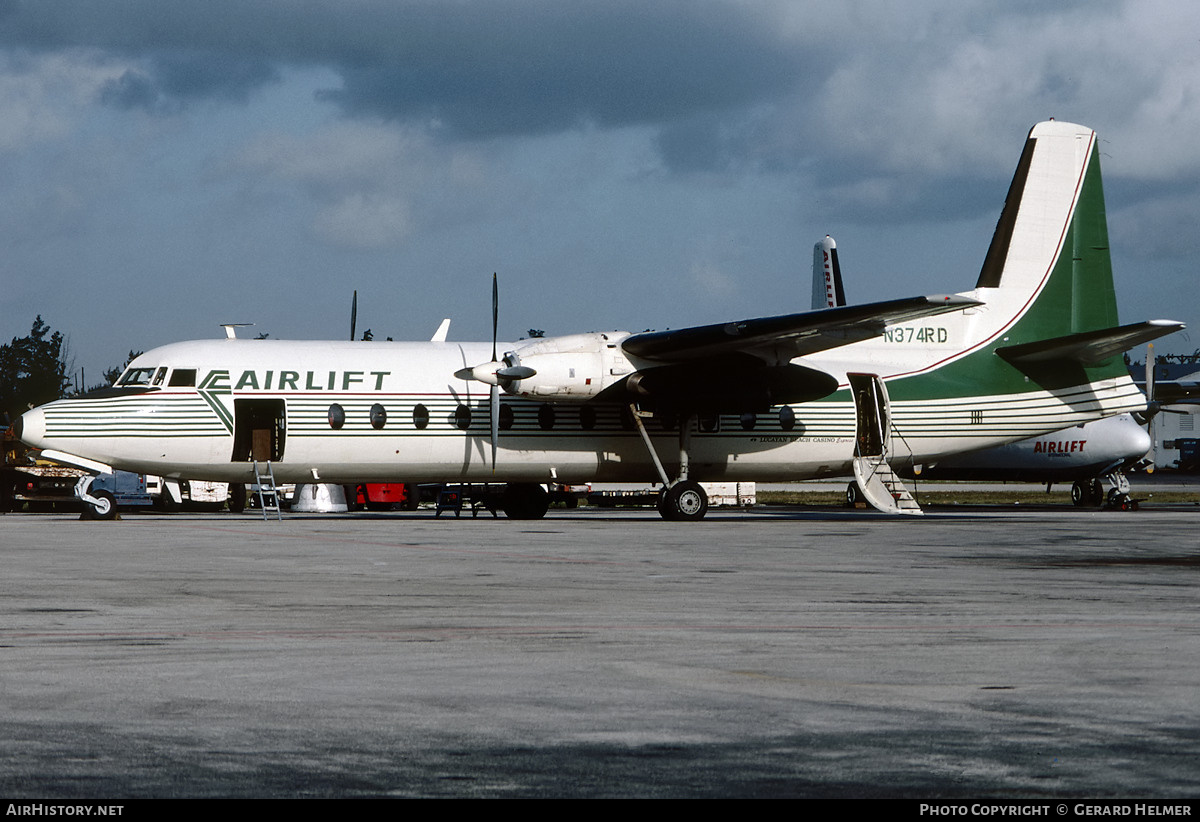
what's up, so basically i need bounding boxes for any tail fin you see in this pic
[811,235,846,310]
[977,120,1120,339]
[977,121,1180,375]
[887,121,1180,407]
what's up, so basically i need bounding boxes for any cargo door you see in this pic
[232,399,286,462]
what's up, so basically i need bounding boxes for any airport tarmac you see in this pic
[1,503,1198,798]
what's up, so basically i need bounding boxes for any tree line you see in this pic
[0,316,133,423]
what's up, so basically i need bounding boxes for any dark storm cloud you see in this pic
[99,53,279,111]
[318,3,811,139]
[0,0,814,136]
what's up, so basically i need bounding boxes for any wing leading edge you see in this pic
[620,294,981,364]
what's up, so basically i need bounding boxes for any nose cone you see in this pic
[16,405,46,449]
[1124,420,1152,457]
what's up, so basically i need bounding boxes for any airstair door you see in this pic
[848,373,921,516]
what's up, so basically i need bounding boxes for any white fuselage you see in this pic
[18,307,1145,486]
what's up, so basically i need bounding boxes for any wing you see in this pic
[621,294,981,364]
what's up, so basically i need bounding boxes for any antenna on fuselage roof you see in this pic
[220,323,254,339]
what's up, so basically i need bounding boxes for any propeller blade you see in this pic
[1147,343,1156,470]
[350,290,358,342]
[491,384,499,473]
[497,365,536,381]
[491,273,499,364]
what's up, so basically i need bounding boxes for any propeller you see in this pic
[452,274,538,471]
[350,290,357,342]
[490,274,498,472]
[1138,341,1191,471]
[1146,343,1155,471]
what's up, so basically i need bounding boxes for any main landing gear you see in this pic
[501,483,550,520]
[1070,471,1137,511]
[629,404,710,522]
[657,480,709,522]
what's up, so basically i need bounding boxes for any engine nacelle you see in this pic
[503,332,633,402]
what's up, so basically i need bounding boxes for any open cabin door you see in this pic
[232,399,286,462]
[848,373,921,516]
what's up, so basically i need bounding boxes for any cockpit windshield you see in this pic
[116,367,158,387]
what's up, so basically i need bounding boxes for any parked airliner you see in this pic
[17,121,1183,520]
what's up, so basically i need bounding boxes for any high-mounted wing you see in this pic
[621,294,981,365]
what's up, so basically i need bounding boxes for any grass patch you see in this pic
[756,489,1200,507]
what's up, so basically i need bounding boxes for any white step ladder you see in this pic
[848,372,922,516]
[253,461,282,520]
[852,455,922,516]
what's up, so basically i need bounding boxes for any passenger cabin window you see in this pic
[328,403,345,430]
[413,404,429,430]
[370,403,387,430]
[454,405,472,430]
[168,369,197,387]
[779,406,796,431]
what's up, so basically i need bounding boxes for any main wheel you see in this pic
[402,483,421,511]
[846,482,864,506]
[1071,481,1087,507]
[660,481,708,522]
[502,483,550,519]
[228,484,246,513]
[87,490,117,521]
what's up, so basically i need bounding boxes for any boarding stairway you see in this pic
[852,455,922,516]
[253,460,283,520]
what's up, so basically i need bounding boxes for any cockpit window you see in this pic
[117,367,157,386]
[168,369,197,387]
[152,367,167,386]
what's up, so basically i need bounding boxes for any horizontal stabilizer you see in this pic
[995,320,1184,366]
[622,294,980,364]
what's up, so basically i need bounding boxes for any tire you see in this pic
[846,482,863,506]
[88,490,117,521]
[656,489,671,518]
[502,483,549,520]
[660,481,708,522]
[1071,481,1087,507]
[228,485,246,514]
[402,483,421,511]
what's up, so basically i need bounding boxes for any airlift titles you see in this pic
[199,368,391,392]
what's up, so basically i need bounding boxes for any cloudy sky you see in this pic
[2,0,1198,386]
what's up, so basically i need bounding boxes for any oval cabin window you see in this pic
[328,403,345,429]
[454,405,472,430]
[370,403,387,430]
